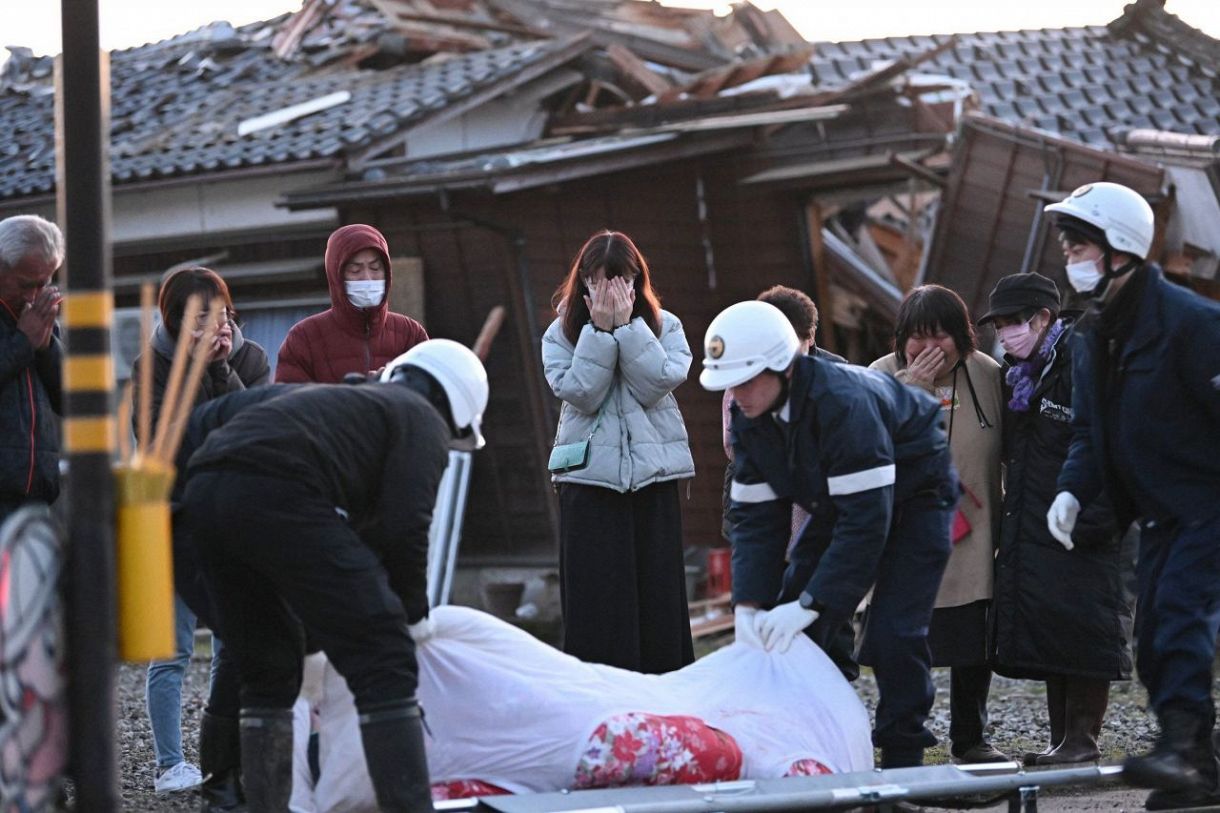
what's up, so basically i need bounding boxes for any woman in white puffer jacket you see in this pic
[541,230,695,674]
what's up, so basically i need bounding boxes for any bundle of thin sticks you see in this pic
[116,283,224,471]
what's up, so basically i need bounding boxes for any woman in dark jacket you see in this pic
[130,266,269,804]
[980,271,1132,766]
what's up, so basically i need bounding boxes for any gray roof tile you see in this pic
[808,2,1220,147]
[0,27,578,200]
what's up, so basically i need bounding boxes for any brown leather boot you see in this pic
[1035,677,1108,765]
[1024,676,1067,766]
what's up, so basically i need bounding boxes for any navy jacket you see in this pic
[1058,267,1220,528]
[728,354,947,616]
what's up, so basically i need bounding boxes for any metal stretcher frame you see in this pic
[434,763,1126,813]
[426,449,474,608]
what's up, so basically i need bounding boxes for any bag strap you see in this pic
[551,390,612,447]
[581,393,611,441]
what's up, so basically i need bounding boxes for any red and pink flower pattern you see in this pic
[574,712,743,788]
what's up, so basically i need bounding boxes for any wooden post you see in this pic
[804,201,839,356]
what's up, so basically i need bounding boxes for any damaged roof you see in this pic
[0,0,805,202]
[810,0,1220,148]
[2,0,1217,205]
[0,23,589,199]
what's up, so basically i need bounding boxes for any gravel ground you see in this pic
[106,631,1215,812]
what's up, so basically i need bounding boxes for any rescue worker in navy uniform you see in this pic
[701,301,958,769]
[182,339,489,812]
[1043,182,1220,810]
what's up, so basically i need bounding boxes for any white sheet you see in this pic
[292,605,872,812]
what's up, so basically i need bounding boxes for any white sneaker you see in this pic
[154,760,203,793]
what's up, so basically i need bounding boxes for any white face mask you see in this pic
[1065,258,1104,294]
[345,280,385,309]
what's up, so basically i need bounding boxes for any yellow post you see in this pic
[113,462,175,661]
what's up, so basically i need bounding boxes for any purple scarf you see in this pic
[1005,319,1067,412]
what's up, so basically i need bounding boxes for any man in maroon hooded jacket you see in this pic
[276,224,428,383]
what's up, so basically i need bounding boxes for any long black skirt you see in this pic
[558,480,694,674]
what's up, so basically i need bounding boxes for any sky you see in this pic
[3,0,1218,61]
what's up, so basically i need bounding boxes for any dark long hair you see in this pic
[158,266,235,339]
[893,284,976,366]
[551,230,662,345]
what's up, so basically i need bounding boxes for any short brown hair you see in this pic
[893,284,976,366]
[757,285,819,344]
[158,266,235,338]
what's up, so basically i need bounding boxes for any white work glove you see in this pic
[407,616,435,645]
[733,606,763,648]
[1046,492,1080,551]
[755,601,819,654]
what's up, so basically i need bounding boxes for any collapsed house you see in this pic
[1,0,1216,582]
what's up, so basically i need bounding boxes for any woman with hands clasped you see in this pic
[542,230,695,674]
[870,284,1005,764]
[130,266,270,799]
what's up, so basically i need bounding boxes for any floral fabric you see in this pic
[574,712,742,788]
[785,758,832,776]
[430,779,511,800]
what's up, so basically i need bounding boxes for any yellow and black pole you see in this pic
[55,0,119,807]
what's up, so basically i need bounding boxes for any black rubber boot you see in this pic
[239,708,295,812]
[357,699,434,812]
[879,747,924,769]
[1124,706,1209,791]
[199,712,245,812]
[1145,712,1220,810]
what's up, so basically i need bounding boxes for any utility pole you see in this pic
[55,0,118,807]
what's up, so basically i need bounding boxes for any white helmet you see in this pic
[1043,182,1154,260]
[699,301,801,391]
[381,339,489,450]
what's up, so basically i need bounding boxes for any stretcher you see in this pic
[433,763,1125,813]
[426,449,473,607]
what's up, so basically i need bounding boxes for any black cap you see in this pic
[978,273,1061,325]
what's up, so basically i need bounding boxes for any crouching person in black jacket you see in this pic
[181,339,489,812]
[701,301,957,769]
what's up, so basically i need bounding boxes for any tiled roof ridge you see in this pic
[1107,0,1220,76]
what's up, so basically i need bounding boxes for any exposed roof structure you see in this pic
[0,26,589,199]
[0,0,808,201]
[1,0,1216,207]
[810,0,1220,148]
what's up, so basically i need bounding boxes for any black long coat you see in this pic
[991,318,1133,681]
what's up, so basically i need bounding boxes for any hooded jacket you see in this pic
[275,225,428,383]
[131,321,270,440]
[0,304,61,505]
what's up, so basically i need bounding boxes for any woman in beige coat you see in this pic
[871,284,1004,763]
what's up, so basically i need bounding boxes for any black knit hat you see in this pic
[978,273,1061,325]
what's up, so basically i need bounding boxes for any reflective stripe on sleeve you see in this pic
[827,464,895,496]
[730,480,779,503]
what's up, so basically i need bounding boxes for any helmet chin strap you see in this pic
[767,372,790,415]
[1092,246,1141,302]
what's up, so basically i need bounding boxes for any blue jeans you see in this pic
[146,593,197,769]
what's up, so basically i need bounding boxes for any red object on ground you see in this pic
[706,548,732,596]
